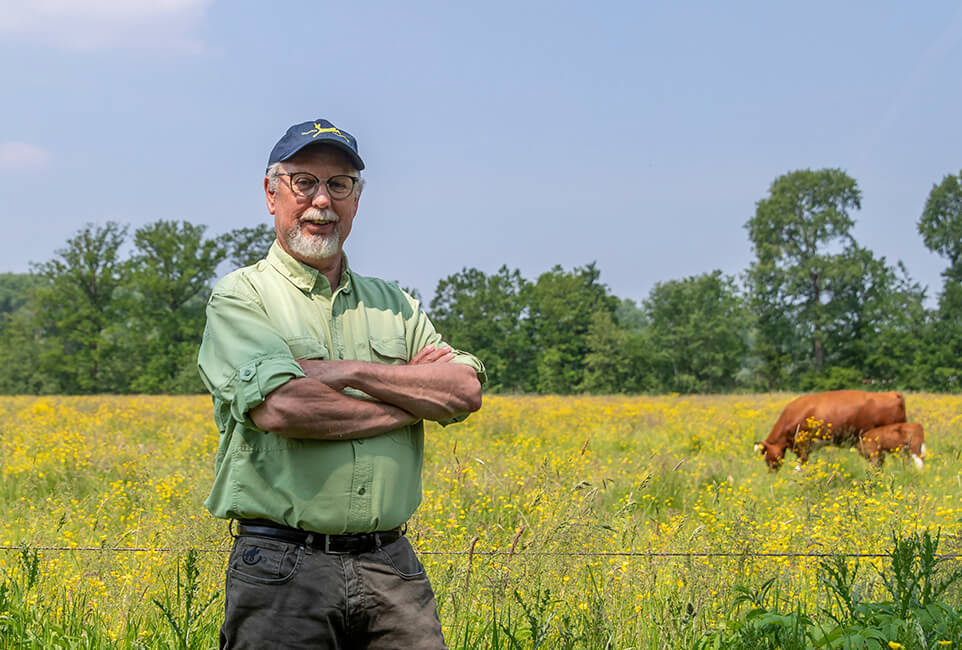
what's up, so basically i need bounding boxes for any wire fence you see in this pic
[2,545,961,560]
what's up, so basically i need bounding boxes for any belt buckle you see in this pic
[324,534,351,555]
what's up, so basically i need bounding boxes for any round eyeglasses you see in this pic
[277,172,359,200]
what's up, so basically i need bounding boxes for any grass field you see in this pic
[1,393,961,648]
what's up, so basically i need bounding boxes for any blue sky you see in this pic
[2,1,961,306]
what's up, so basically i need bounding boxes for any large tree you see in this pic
[526,263,619,394]
[923,279,962,392]
[0,273,41,316]
[643,270,751,393]
[582,310,653,394]
[809,250,928,390]
[915,171,962,391]
[429,266,532,392]
[221,223,276,269]
[918,170,962,283]
[29,222,130,393]
[124,220,227,393]
[745,168,862,385]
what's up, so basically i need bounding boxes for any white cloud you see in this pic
[0,0,214,52]
[0,142,52,170]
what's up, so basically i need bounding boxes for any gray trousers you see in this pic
[220,533,446,649]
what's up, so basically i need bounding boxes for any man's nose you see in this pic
[311,185,331,208]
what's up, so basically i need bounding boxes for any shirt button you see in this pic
[358,487,366,495]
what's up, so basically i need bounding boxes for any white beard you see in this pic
[286,208,341,263]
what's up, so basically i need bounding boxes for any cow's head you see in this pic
[754,440,785,470]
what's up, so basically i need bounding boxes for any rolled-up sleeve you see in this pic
[198,290,305,429]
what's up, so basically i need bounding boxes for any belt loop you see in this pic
[304,533,315,555]
[229,519,238,539]
[374,532,383,550]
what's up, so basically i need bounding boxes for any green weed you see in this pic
[697,530,962,650]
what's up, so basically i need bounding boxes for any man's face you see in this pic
[266,146,360,270]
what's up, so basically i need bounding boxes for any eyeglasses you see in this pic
[277,172,359,200]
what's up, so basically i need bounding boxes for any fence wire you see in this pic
[1,545,960,560]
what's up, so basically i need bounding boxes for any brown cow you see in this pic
[858,422,925,469]
[754,390,906,470]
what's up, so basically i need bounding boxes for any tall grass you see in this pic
[1,394,960,647]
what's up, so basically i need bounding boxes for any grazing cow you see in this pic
[858,422,926,469]
[754,390,906,470]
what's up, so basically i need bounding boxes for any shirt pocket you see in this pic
[286,336,329,360]
[369,337,408,365]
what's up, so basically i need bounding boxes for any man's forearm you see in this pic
[250,376,418,440]
[300,359,482,422]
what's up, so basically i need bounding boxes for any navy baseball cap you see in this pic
[267,119,365,171]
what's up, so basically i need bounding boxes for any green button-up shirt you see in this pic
[197,242,484,533]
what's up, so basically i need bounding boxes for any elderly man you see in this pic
[197,118,484,649]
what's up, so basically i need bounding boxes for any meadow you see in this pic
[1,393,961,648]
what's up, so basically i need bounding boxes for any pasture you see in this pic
[1,393,961,648]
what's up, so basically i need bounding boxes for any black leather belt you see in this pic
[235,520,404,554]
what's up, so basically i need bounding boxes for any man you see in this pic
[197,118,484,649]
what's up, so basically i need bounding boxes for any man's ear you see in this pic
[265,177,276,214]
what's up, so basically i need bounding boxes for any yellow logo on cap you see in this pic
[301,123,351,144]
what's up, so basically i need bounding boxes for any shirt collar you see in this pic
[267,241,353,295]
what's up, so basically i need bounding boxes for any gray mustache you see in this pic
[299,209,339,224]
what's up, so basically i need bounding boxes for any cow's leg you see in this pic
[793,445,807,472]
[795,441,809,466]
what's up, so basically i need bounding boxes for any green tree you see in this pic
[920,279,962,392]
[853,261,928,389]
[0,304,62,394]
[582,310,653,393]
[124,220,227,393]
[526,263,619,393]
[745,169,862,386]
[614,298,647,333]
[28,222,130,393]
[0,273,41,316]
[796,250,928,391]
[918,170,962,283]
[916,171,962,391]
[643,271,751,393]
[221,223,276,269]
[430,266,532,392]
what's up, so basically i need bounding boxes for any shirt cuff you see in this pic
[451,351,487,386]
[230,355,306,429]
[437,352,485,427]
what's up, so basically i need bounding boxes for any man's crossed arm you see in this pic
[250,345,482,441]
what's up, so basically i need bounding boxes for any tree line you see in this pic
[1,167,960,395]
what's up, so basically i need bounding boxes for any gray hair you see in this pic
[265,161,365,197]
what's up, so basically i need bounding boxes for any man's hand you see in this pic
[409,344,455,365]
